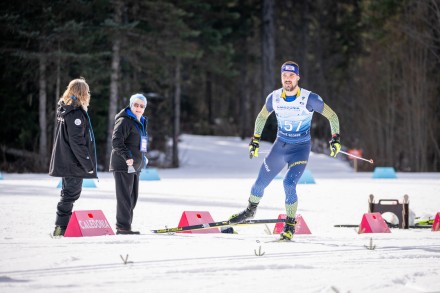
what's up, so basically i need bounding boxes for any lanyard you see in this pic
[134,122,148,152]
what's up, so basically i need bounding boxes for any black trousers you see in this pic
[113,171,139,230]
[55,177,83,227]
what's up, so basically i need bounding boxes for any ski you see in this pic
[265,239,293,243]
[151,218,285,234]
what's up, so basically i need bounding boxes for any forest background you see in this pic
[0,0,439,173]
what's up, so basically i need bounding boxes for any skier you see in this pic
[229,61,341,240]
[49,78,97,236]
[109,94,148,235]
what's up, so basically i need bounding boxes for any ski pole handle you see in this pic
[339,150,374,164]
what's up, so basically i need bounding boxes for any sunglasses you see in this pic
[133,103,145,109]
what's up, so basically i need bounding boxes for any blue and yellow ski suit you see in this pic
[249,87,340,218]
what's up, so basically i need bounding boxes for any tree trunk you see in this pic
[54,45,61,140]
[172,58,181,168]
[299,0,309,85]
[39,54,48,168]
[261,0,275,96]
[205,71,213,127]
[239,60,249,139]
[105,0,123,170]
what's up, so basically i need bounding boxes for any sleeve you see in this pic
[321,103,340,135]
[112,118,133,160]
[65,111,94,172]
[306,93,340,135]
[306,93,324,113]
[253,94,274,137]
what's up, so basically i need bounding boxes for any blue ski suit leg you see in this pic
[250,139,311,205]
[283,141,311,205]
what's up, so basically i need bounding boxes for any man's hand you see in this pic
[329,134,341,157]
[249,136,260,159]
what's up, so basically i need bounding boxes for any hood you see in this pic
[115,107,132,121]
[57,101,81,117]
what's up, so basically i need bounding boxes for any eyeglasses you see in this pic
[133,103,145,109]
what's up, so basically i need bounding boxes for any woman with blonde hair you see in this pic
[49,77,98,237]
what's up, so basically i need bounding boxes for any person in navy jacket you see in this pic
[110,94,148,235]
[49,77,97,236]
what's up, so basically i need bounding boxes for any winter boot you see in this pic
[280,217,297,240]
[116,228,140,235]
[53,225,66,237]
[229,201,258,224]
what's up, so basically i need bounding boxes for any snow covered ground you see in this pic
[1,134,439,293]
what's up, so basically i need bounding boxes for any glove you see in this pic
[249,135,260,159]
[329,134,341,157]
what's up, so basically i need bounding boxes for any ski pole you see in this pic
[339,150,374,164]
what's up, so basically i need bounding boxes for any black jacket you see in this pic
[109,107,148,172]
[49,101,97,178]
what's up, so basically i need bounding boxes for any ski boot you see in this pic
[53,225,66,237]
[229,201,258,224]
[280,217,297,241]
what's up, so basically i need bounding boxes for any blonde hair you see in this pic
[60,77,90,110]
